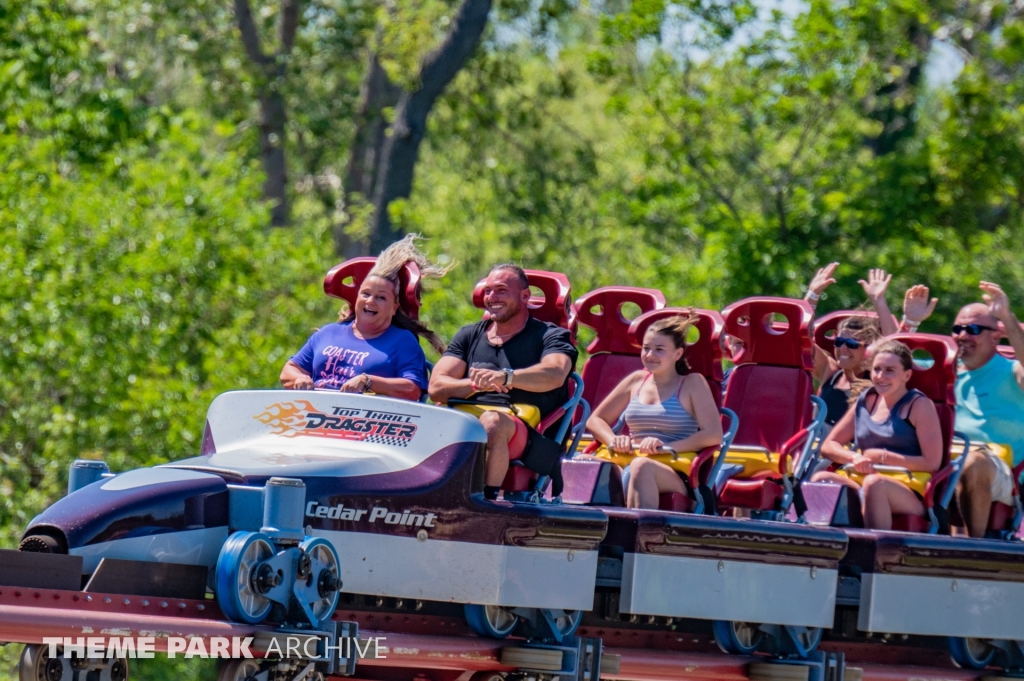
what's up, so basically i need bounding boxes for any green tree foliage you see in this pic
[4,0,1024,675]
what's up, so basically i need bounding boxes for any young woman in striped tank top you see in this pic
[587,313,723,509]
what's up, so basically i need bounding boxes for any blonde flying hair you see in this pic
[341,234,453,354]
[646,309,701,375]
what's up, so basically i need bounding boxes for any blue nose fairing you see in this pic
[25,467,229,574]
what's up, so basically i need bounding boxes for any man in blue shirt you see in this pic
[953,282,1024,537]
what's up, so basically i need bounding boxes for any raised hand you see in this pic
[980,281,1015,324]
[808,262,839,297]
[903,285,938,323]
[858,269,892,301]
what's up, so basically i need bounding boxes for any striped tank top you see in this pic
[622,375,700,443]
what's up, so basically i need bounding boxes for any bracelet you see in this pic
[806,290,821,302]
[901,317,921,332]
[362,374,372,393]
[881,451,887,465]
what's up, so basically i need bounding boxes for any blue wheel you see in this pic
[464,604,519,639]
[298,536,341,625]
[777,626,823,658]
[550,609,584,639]
[713,620,764,655]
[949,637,996,669]
[216,531,275,624]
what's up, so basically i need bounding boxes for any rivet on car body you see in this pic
[810,567,817,579]
[568,550,575,562]
[952,580,959,592]
[416,530,428,542]
[717,561,725,573]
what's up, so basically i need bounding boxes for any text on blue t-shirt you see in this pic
[291,322,428,391]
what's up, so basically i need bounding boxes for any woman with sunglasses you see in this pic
[810,268,939,426]
[815,340,944,530]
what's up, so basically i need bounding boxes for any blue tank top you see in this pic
[854,388,925,457]
[623,375,699,444]
[955,354,1024,466]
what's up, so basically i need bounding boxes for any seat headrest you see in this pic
[574,287,666,354]
[813,310,880,356]
[721,297,814,370]
[323,257,422,320]
[886,333,958,406]
[472,269,576,335]
[627,308,724,383]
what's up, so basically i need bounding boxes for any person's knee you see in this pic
[630,458,654,477]
[860,474,886,499]
[960,450,995,486]
[479,411,513,439]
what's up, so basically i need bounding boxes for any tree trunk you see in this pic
[233,0,300,226]
[368,0,493,253]
[337,53,401,257]
[862,22,931,156]
[259,91,289,226]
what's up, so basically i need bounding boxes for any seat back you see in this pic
[473,270,576,337]
[813,310,880,356]
[574,287,666,413]
[886,333,958,467]
[323,257,423,320]
[627,308,725,406]
[721,297,815,452]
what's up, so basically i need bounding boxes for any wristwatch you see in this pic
[361,374,372,393]
[502,368,514,387]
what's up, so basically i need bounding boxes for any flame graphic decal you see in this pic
[254,400,315,437]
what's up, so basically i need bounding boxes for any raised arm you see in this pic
[900,285,938,333]
[859,268,899,336]
[807,262,840,383]
[981,281,1024,390]
[805,262,838,313]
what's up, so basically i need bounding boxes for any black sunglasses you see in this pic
[834,336,861,349]
[951,324,999,336]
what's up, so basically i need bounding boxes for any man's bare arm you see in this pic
[506,353,573,392]
[428,356,475,404]
[980,281,1024,390]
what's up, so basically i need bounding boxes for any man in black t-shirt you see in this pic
[429,264,578,500]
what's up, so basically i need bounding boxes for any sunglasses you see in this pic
[834,336,862,349]
[951,324,999,336]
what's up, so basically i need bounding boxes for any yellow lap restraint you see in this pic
[593,444,790,480]
[451,402,542,429]
[838,467,931,495]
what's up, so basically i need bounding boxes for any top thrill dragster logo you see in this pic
[254,401,419,448]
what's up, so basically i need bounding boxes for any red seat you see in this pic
[718,479,784,510]
[473,270,577,341]
[323,257,423,319]
[716,297,815,513]
[627,308,725,407]
[884,334,958,533]
[658,492,694,512]
[988,501,1015,533]
[574,287,666,417]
